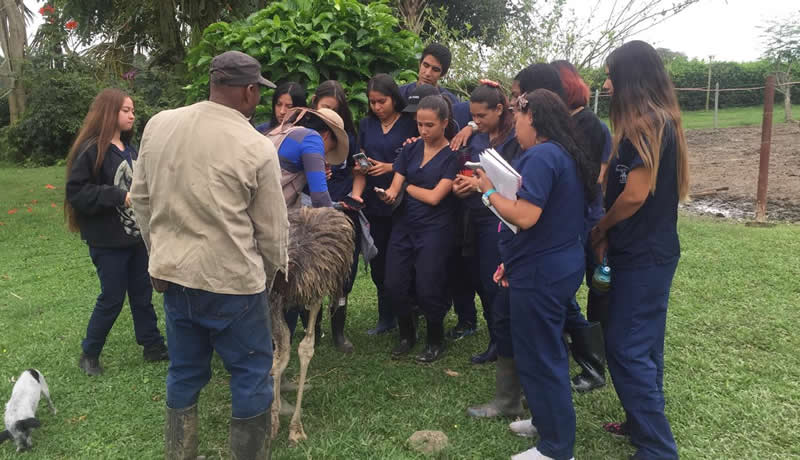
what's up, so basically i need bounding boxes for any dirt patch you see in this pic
[682,122,800,222]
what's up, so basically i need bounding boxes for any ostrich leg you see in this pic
[288,301,322,445]
[270,298,291,440]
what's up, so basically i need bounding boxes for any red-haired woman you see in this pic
[65,88,168,376]
[551,59,614,393]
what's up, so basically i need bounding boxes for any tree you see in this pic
[0,0,30,123]
[393,0,511,43]
[52,0,265,73]
[186,0,421,121]
[762,11,800,122]
[656,47,687,63]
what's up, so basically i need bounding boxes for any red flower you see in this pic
[40,4,55,15]
[51,203,56,208]
[45,184,56,189]
[7,209,17,215]
[26,207,32,213]
[65,20,78,30]
[38,7,45,14]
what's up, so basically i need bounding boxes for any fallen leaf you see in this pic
[45,184,56,189]
[26,207,32,213]
[0,222,4,226]
[31,199,38,204]
[7,209,17,215]
[51,203,56,208]
[444,369,460,377]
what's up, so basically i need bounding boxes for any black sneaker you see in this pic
[447,323,477,340]
[79,353,103,376]
[143,342,169,362]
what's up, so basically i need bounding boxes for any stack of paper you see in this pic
[479,148,522,233]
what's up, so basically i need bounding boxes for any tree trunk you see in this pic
[784,83,793,123]
[0,0,27,124]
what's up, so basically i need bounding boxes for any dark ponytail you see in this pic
[417,95,458,140]
[470,83,513,147]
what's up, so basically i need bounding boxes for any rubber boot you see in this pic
[230,411,270,460]
[391,314,417,358]
[570,321,607,393]
[466,356,525,418]
[470,341,498,364]
[586,290,610,332]
[330,297,353,353]
[165,404,203,460]
[416,320,445,363]
[368,290,397,335]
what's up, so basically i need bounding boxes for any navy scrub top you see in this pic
[605,121,680,269]
[462,130,520,215]
[392,139,459,231]
[327,132,359,202]
[498,141,586,283]
[358,114,418,216]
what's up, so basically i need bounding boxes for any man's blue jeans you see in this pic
[163,283,273,418]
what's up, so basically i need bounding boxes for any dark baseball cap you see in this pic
[402,83,440,113]
[209,51,276,88]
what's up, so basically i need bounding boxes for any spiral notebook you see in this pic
[479,148,522,233]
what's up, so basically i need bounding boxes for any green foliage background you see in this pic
[185,0,422,123]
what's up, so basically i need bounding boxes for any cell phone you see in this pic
[374,187,386,196]
[464,161,483,171]
[353,152,370,169]
[342,195,365,210]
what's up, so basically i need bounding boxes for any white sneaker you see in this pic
[511,446,575,460]
[509,418,538,438]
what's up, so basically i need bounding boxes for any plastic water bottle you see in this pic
[592,258,611,293]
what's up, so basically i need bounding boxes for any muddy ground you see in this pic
[680,122,800,222]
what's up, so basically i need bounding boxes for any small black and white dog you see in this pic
[1,369,56,452]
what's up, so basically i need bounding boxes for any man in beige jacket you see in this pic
[131,50,287,460]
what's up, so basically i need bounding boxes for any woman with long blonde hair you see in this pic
[65,88,168,376]
[591,40,689,460]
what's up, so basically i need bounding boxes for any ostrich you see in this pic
[269,206,355,445]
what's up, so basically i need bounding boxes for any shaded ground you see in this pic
[682,122,800,222]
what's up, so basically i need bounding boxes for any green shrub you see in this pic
[185,0,421,123]
[0,61,100,165]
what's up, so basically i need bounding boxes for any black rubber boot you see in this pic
[165,404,204,460]
[466,356,525,418]
[230,411,270,460]
[330,297,353,354]
[78,353,103,376]
[586,290,610,332]
[570,322,607,393]
[416,321,446,363]
[470,341,498,364]
[391,314,417,359]
[144,342,169,362]
[368,290,397,335]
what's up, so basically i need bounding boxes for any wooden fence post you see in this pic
[755,75,776,223]
[713,82,719,129]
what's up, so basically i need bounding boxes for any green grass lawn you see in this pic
[1,166,799,459]
[599,104,800,131]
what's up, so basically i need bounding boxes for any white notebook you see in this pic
[479,148,522,233]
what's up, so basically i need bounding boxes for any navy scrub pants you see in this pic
[510,265,584,460]
[367,214,394,325]
[470,215,503,339]
[606,259,679,460]
[384,225,452,324]
[82,243,165,357]
[163,284,273,418]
